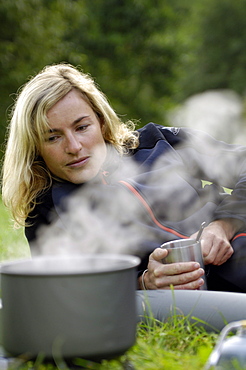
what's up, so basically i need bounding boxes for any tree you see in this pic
[0,0,186,159]
[175,0,246,101]
[0,0,80,156]
[60,0,184,124]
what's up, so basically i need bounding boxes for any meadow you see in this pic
[0,199,30,262]
[0,197,221,370]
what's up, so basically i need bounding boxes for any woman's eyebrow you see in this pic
[73,115,90,124]
[46,115,90,133]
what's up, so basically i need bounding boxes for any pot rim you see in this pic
[0,253,140,276]
[161,238,198,249]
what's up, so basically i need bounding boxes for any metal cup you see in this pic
[161,238,207,290]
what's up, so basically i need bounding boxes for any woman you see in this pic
[2,63,246,292]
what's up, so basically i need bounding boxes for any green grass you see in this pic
[17,318,217,370]
[0,197,219,369]
[0,198,30,261]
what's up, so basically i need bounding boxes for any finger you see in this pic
[167,278,205,290]
[201,238,213,258]
[203,242,233,265]
[154,267,205,289]
[154,261,201,278]
[201,235,225,262]
[215,245,234,265]
[149,247,168,262]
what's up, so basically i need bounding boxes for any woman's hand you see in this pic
[139,247,205,290]
[190,219,241,266]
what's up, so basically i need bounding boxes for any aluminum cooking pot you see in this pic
[0,254,140,361]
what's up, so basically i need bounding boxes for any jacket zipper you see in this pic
[119,180,246,242]
[119,180,188,239]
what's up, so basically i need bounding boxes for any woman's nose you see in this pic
[65,135,82,154]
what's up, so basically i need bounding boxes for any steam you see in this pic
[31,90,245,258]
[33,158,158,257]
[168,90,246,145]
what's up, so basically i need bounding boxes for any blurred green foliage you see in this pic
[1,0,246,159]
[175,0,246,100]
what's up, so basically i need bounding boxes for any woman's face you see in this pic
[40,89,107,184]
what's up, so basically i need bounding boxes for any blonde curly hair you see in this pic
[1,63,139,227]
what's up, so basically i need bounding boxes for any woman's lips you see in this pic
[66,156,90,168]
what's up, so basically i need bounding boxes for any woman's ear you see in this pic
[101,120,106,135]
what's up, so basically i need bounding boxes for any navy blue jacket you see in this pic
[25,123,246,271]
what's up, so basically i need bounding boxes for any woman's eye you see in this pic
[47,135,59,142]
[77,124,89,132]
